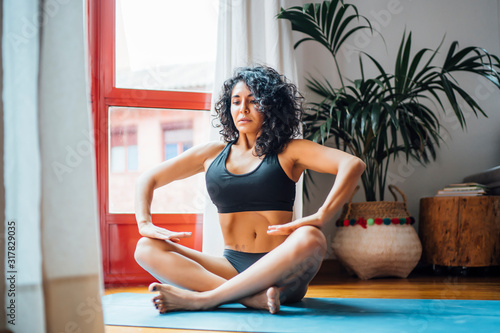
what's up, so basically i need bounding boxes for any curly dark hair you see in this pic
[214,65,303,156]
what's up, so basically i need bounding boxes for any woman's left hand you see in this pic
[267,213,323,236]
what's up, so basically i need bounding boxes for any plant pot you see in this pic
[332,185,422,279]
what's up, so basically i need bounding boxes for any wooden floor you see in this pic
[104,265,500,333]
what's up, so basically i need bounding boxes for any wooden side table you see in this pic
[419,196,500,267]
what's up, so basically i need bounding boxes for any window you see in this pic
[163,121,194,160]
[108,107,210,214]
[110,126,138,172]
[115,0,217,92]
[89,0,218,284]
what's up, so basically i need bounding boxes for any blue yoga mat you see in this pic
[103,292,500,332]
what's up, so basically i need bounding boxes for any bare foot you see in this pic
[150,282,280,314]
[149,282,210,313]
[240,286,280,314]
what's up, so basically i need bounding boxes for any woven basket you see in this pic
[332,185,422,279]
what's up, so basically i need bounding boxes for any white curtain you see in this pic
[2,0,104,332]
[203,0,303,255]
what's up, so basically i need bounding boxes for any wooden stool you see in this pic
[419,196,500,267]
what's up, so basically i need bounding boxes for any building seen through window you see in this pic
[163,122,193,160]
[108,107,210,214]
[110,126,138,172]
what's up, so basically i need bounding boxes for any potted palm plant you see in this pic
[278,0,500,279]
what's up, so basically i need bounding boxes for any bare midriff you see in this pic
[219,210,292,253]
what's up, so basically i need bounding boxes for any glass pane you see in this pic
[164,143,178,160]
[108,106,211,213]
[127,145,138,171]
[110,146,125,172]
[115,0,218,92]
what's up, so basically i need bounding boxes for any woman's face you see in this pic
[230,81,264,135]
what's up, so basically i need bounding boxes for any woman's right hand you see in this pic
[138,222,192,243]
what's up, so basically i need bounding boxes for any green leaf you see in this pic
[370,103,381,133]
[439,73,465,129]
[319,123,326,144]
[326,117,333,137]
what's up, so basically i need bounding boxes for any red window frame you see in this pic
[88,0,209,284]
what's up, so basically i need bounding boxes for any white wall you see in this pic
[290,0,500,257]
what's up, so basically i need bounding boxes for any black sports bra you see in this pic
[205,141,296,213]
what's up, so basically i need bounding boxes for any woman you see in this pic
[134,65,365,314]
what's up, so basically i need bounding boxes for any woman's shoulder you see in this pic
[188,140,227,161]
[200,140,227,150]
[282,139,336,162]
[283,138,319,153]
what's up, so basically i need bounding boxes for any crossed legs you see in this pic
[134,226,326,313]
